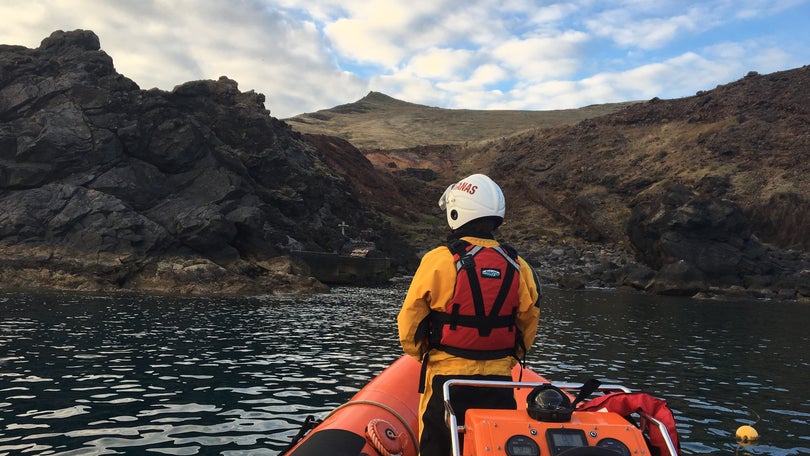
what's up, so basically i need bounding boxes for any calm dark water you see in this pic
[0,282,808,455]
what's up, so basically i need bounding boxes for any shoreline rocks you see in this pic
[524,239,809,303]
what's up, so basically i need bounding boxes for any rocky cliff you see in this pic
[0,30,406,295]
[487,68,810,300]
[290,69,810,302]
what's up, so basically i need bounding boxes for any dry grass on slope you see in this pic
[286,91,638,151]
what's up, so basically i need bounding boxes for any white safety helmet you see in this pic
[438,174,505,230]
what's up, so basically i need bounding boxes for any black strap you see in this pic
[501,243,518,259]
[450,241,490,336]
[571,378,602,407]
[278,415,324,455]
[429,312,515,330]
[449,303,460,330]
[418,350,431,393]
[414,315,431,345]
[434,344,517,360]
[459,258,489,335]
[486,261,516,331]
[447,239,470,256]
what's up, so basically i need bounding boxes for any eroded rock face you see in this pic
[0,30,398,294]
[626,182,808,297]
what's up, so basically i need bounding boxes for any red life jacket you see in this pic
[577,392,681,456]
[427,240,523,360]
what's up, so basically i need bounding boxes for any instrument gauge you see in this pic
[596,437,631,456]
[505,434,540,456]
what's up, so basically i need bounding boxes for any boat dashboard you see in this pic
[463,408,645,456]
[444,379,678,456]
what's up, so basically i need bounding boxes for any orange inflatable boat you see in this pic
[281,355,680,456]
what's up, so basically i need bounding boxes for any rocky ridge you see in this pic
[287,90,637,151]
[0,30,407,295]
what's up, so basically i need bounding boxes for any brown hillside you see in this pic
[296,67,809,299]
[302,68,809,252]
[490,68,810,251]
[287,91,637,150]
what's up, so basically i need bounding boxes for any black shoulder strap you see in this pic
[487,262,516,324]
[447,239,470,257]
[454,244,488,335]
[500,243,518,259]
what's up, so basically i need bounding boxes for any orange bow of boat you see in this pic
[281,355,680,456]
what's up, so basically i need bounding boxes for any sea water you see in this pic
[0,282,808,455]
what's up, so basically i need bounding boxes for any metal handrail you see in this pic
[638,411,679,456]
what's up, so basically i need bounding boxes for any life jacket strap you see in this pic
[485,261,516,335]
[433,344,517,360]
[429,311,516,332]
[418,350,431,394]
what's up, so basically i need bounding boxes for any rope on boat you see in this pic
[366,418,405,456]
[324,399,418,452]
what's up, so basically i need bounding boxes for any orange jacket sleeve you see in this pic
[397,245,456,360]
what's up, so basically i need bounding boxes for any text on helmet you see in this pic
[452,181,478,195]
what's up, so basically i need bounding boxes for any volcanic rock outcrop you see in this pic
[0,30,403,294]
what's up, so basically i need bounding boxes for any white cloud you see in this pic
[449,88,508,111]
[369,72,445,107]
[468,64,510,86]
[324,20,405,69]
[528,3,579,23]
[1,0,808,118]
[404,48,475,80]
[475,38,799,113]
[732,0,807,19]
[585,8,701,50]
[0,0,371,117]
[492,31,589,81]
[321,0,447,69]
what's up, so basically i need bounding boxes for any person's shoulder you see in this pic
[412,245,454,277]
[416,244,453,266]
[424,244,452,258]
[516,255,532,268]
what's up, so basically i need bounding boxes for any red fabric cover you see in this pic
[577,392,681,456]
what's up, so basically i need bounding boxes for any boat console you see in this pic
[444,379,679,456]
[281,356,680,456]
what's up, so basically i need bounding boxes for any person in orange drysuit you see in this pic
[397,173,541,456]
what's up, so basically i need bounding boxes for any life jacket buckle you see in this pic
[459,255,476,270]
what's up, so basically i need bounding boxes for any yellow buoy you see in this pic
[736,425,759,443]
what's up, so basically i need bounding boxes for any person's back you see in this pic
[397,173,541,456]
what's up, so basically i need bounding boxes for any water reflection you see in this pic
[0,285,807,455]
[531,289,810,455]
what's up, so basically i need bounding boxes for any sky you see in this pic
[2,0,809,119]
